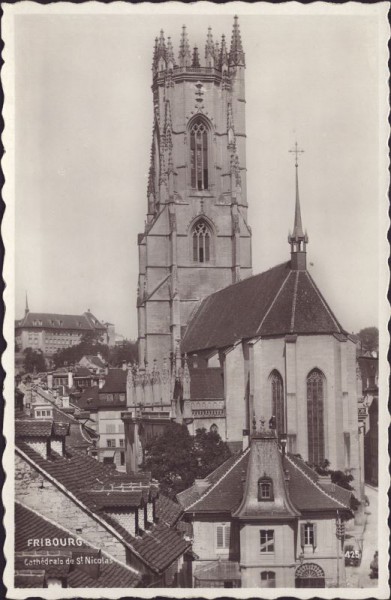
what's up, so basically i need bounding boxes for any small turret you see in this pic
[192,46,200,68]
[25,292,29,317]
[288,143,308,271]
[229,15,245,67]
[166,36,175,70]
[156,30,166,73]
[205,27,215,67]
[178,25,191,67]
[220,34,228,73]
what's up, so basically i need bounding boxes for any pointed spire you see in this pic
[152,37,159,75]
[229,15,245,66]
[166,36,175,69]
[220,34,228,71]
[214,40,220,65]
[192,46,200,68]
[288,143,308,270]
[156,30,166,72]
[178,25,191,67]
[292,162,304,238]
[25,291,29,316]
[205,27,215,66]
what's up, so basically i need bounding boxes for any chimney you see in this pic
[68,370,73,388]
[194,479,209,494]
[47,373,53,390]
[242,428,250,451]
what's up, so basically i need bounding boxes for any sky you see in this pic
[13,6,386,340]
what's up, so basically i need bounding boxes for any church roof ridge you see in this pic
[182,261,347,353]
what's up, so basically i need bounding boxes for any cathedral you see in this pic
[132,17,361,494]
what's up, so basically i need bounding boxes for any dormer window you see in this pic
[258,476,273,501]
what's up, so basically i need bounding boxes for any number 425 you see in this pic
[345,550,361,558]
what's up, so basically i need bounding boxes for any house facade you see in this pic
[177,425,353,588]
[14,408,192,588]
[15,305,110,356]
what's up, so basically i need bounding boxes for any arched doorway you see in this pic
[295,563,325,588]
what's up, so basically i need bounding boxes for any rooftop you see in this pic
[15,503,141,588]
[178,442,352,517]
[15,310,106,331]
[15,438,190,573]
[182,262,347,353]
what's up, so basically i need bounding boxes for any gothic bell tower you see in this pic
[137,16,253,366]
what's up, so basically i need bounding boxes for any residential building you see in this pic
[79,354,107,375]
[76,369,128,469]
[15,304,110,356]
[177,424,353,588]
[14,409,192,588]
[357,353,378,486]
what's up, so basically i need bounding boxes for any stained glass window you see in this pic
[307,369,325,465]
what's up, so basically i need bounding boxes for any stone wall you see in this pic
[15,452,127,563]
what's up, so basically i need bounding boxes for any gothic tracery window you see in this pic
[270,370,285,435]
[192,220,211,263]
[190,119,209,190]
[307,369,325,465]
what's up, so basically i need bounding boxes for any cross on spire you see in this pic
[289,142,304,168]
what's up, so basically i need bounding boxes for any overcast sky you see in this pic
[13,5,386,339]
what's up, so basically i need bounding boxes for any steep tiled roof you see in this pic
[179,447,351,516]
[75,386,100,410]
[82,355,106,368]
[155,494,182,526]
[283,454,352,512]
[100,369,127,393]
[190,368,224,400]
[15,420,53,438]
[15,440,190,573]
[182,262,346,353]
[15,311,106,331]
[15,503,140,588]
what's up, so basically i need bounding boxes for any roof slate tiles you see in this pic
[15,440,189,573]
[15,503,140,588]
[182,262,346,353]
[179,448,351,516]
[190,368,224,400]
[16,311,106,331]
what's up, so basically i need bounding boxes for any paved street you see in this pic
[345,484,378,588]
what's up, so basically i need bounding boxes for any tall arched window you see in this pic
[270,370,284,435]
[307,369,325,465]
[190,119,209,190]
[192,220,211,263]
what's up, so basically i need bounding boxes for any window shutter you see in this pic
[216,526,224,548]
[225,524,231,548]
[313,523,317,549]
[300,523,305,547]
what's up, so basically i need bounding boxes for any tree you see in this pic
[142,422,198,497]
[23,348,46,374]
[108,340,138,367]
[142,423,232,497]
[357,327,379,353]
[309,458,360,512]
[53,340,109,368]
[193,427,232,479]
